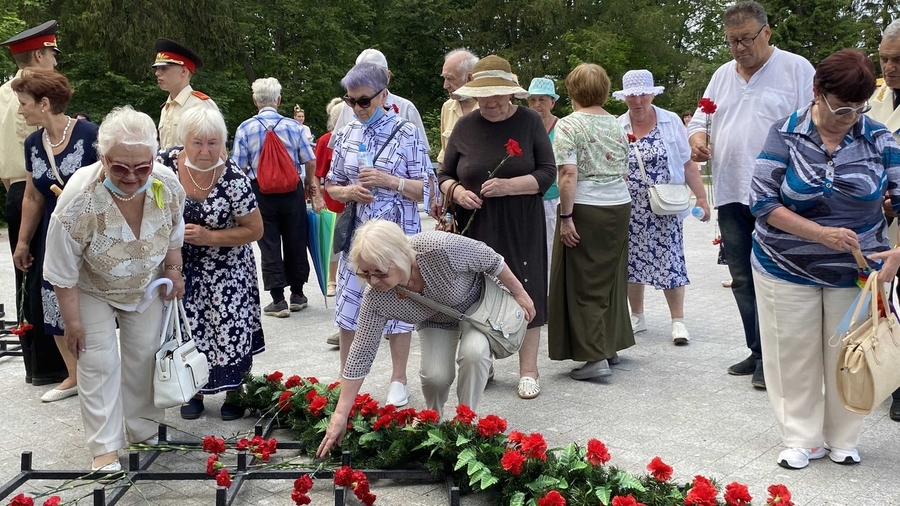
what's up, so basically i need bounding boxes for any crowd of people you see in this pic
[2,0,899,473]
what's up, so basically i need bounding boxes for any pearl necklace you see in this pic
[44,116,72,149]
[186,164,219,192]
[107,185,140,202]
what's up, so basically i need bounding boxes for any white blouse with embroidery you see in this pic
[44,161,186,311]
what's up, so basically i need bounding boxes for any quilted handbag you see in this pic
[631,139,691,215]
[834,270,900,415]
[153,299,210,409]
[397,274,527,359]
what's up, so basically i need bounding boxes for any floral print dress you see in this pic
[158,148,265,394]
[625,127,689,290]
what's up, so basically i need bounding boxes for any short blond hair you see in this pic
[565,63,610,108]
[349,220,416,281]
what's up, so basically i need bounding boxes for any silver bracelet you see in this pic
[397,178,406,193]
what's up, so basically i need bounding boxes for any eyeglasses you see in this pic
[821,94,871,116]
[355,268,391,281]
[105,158,153,179]
[725,24,766,48]
[342,88,385,109]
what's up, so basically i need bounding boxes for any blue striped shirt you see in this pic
[231,107,315,180]
[750,105,900,287]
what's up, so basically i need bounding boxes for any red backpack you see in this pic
[255,117,300,194]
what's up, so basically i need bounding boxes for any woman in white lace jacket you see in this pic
[44,107,186,473]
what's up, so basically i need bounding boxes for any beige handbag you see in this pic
[834,269,900,415]
[631,140,691,215]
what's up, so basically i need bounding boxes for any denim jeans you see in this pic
[718,203,761,359]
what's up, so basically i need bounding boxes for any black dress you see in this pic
[440,106,556,327]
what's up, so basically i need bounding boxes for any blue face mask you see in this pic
[355,105,385,126]
[104,177,153,196]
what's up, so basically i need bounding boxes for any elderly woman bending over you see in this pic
[315,220,534,457]
[45,107,186,472]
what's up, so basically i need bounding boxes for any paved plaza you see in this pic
[0,212,897,505]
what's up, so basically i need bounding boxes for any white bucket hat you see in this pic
[527,77,559,100]
[356,48,388,70]
[453,55,528,99]
[612,69,664,100]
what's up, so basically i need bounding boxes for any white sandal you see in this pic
[517,377,540,399]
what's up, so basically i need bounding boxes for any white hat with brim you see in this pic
[453,55,529,99]
[612,69,664,101]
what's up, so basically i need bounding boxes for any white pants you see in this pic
[418,325,491,419]
[77,291,165,457]
[543,199,558,283]
[754,272,865,450]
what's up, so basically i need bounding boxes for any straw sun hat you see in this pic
[453,55,528,99]
[612,69,664,101]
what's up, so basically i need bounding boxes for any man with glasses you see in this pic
[687,1,814,390]
[867,19,900,422]
[232,77,322,318]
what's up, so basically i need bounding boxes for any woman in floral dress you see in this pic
[157,106,264,421]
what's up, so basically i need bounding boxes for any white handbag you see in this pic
[153,298,210,409]
[631,140,691,215]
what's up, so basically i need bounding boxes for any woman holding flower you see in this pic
[615,69,709,346]
[548,63,633,380]
[44,107,186,472]
[439,55,556,400]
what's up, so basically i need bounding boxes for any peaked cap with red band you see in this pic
[1,20,60,55]
[151,38,203,73]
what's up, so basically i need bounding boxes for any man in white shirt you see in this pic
[687,1,814,390]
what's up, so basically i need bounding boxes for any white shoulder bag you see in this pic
[631,140,691,215]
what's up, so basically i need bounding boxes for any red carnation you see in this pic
[684,475,719,506]
[507,430,525,445]
[285,375,302,388]
[521,433,548,461]
[417,409,440,423]
[453,404,476,424]
[294,474,314,494]
[505,139,523,157]
[306,376,319,384]
[393,407,417,426]
[766,484,793,506]
[236,438,250,451]
[305,389,318,402]
[647,456,673,481]
[202,435,226,455]
[586,438,611,465]
[698,97,717,115]
[277,391,293,411]
[9,494,33,506]
[724,482,753,506]
[215,468,232,488]
[291,490,311,505]
[372,414,393,431]
[612,494,646,506]
[477,414,508,438]
[334,466,354,487]
[328,381,341,390]
[265,371,283,383]
[500,449,527,475]
[42,497,61,506]
[206,454,220,475]
[392,103,399,113]
[627,133,637,143]
[537,490,566,506]
[308,395,328,416]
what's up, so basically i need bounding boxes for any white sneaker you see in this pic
[777,446,826,469]
[386,381,409,407]
[630,314,647,333]
[671,322,690,345]
[828,446,860,465]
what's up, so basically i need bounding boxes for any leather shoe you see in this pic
[608,353,620,365]
[180,396,205,419]
[728,355,756,376]
[570,360,612,380]
[751,360,766,389]
[890,397,900,422]
[40,386,78,402]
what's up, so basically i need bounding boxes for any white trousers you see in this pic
[77,291,165,457]
[543,198,558,284]
[754,272,865,450]
[418,325,491,419]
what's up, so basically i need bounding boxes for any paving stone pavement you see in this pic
[0,211,897,505]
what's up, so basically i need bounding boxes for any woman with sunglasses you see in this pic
[750,49,900,470]
[11,69,97,402]
[315,220,535,457]
[44,106,185,472]
[325,62,431,408]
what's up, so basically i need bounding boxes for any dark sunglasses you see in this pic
[343,88,385,109]
[355,268,390,280]
[106,159,153,179]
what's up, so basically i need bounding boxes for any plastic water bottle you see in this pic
[357,144,374,169]
[691,206,707,221]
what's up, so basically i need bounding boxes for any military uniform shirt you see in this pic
[0,70,37,185]
[158,85,218,149]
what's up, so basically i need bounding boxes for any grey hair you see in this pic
[723,1,767,28]
[445,48,479,75]
[177,105,228,146]
[341,63,390,93]
[884,19,900,41]
[97,106,158,158]
[349,219,416,282]
[251,77,282,107]
[325,97,343,131]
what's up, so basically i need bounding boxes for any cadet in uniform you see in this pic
[152,38,217,149]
